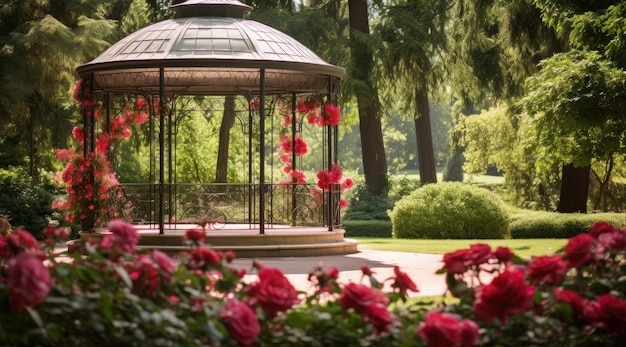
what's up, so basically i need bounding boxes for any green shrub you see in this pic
[342,220,392,237]
[509,211,626,238]
[390,182,510,239]
[0,167,55,237]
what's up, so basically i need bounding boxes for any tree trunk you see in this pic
[348,0,388,194]
[215,95,236,183]
[556,163,590,213]
[442,150,464,182]
[414,90,437,184]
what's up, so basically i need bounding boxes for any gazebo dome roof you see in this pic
[77,0,344,95]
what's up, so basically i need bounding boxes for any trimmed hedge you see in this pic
[509,211,626,238]
[390,182,510,239]
[342,220,392,237]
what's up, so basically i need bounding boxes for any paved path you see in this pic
[56,244,448,298]
[232,249,448,298]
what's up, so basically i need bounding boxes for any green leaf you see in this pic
[114,264,133,289]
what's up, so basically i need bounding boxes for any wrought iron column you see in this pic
[259,69,266,234]
[158,67,165,234]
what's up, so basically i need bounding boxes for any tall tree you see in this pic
[373,0,451,184]
[518,50,626,213]
[0,0,116,177]
[215,96,236,183]
[443,0,562,181]
[528,0,626,212]
[347,0,388,194]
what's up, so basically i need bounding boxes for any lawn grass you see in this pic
[397,168,504,185]
[354,238,568,259]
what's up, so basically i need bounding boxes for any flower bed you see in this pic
[1,222,624,346]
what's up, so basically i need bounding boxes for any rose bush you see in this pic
[0,221,624,346]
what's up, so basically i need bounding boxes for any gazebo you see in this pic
[75,0,356,256]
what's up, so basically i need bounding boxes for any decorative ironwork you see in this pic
[77,0,344,234]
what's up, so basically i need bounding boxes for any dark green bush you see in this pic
[390,182,510,239]
[0,167,55,237]
[342,220,392,237]
[343,176,421,221]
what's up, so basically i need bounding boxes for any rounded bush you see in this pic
[390,182,510,239]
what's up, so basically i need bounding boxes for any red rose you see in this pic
[528,255,566,285]
[588,221,616,239]
[392,266,419,295]
[583,300,602,323]
[442,249,471,274]
[418,311,479,347]
[361,265,375,277]
[564,233,594,268]
[220,299,261,346]
[364,303,393,334]
[468,243,493,266]
[327,267,339,279]
[418,311,461,347]
[128,255,161,298]
[474,269,535,322]
[184,228,205,243]
[247,268,300,317]
[458,319,480,347]
[494,246,514,262]
[8,253,51,313]
[189,246,223,270]
[553,289,585,317]
[596,294,626,335]
[339,282,389,315]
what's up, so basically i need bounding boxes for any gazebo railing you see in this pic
[117,182,328,229]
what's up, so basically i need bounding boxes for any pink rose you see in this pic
[8,253,51,313]
[528,255,566,285]
[418,311,480,347]
[107,220,139,253]
[474,270,535,322]
[247,268,300,317]
[392,265,419,295]
[220,299,260,346]
[152,250,177,275]
[6,229,41,256]
[597,230,626,252]
[564,233,594,268]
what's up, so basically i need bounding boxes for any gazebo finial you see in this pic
[170,0,252,18]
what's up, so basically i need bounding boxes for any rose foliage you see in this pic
[1,221,625,346]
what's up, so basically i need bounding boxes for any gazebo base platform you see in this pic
[78,224,359,258]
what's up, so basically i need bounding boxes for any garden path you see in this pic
[233,250,447,298]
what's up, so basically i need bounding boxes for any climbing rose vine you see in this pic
[277,98,353,209]
[53,80,149,230]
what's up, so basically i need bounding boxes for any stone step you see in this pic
[137,239,359,258]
